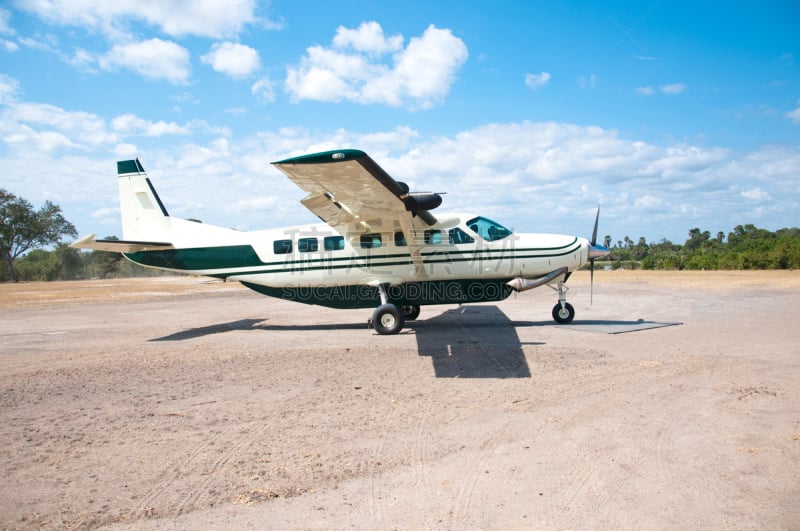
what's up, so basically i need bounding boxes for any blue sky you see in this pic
[1,0,798,244]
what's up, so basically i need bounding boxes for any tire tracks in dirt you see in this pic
[128,410,275,521]
[541,354,724,528]
[173,419,273,516]
[445,419,517,529]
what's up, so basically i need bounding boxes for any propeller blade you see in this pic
[589,205,602,306]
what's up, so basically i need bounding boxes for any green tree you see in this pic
[0,189,77,282]
[82,236,125,278]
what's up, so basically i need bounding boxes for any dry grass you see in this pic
[579,269,800,290]
[1,270,798,309]
[0,276,243,309]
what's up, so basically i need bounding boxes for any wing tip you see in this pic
[271,149,367,165]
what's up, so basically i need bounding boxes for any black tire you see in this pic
[372,304,405,335]
[400,305,421,321]
[552,302,575,324]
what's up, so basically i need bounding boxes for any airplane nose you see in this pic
[588,243,610,260]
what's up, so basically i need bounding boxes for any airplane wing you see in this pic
[272,149,442,277]
[71,234,174,253]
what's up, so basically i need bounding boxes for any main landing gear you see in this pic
[370,285,420,335]
[549,280,575,324]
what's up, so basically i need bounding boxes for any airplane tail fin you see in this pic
[116,159,172,242]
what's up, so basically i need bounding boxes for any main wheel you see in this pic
[400,305,421,321]
[552,302,575,324]
[372,304,405,335]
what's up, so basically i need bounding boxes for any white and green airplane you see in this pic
[72,149,609,334]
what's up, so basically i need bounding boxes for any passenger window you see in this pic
[424,230,442,245]
[273,239,292,254]
[360,233,382,249]
[299,237,318,252]
[449,227,475,244]
[394,231,407,246]
[324,236,345,251]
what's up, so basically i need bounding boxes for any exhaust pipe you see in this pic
[507,267,568,293]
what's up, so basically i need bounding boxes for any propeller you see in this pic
[588,206,610,305]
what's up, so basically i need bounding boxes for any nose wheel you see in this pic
[552,302,575,323]
[549,281,575,324]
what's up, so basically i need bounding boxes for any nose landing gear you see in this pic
[549,281,575,324]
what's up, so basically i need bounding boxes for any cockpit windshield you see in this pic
[466,216,513,242]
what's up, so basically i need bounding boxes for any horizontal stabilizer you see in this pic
[71,234,174,253]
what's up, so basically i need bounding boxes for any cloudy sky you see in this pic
[1,0,798,244]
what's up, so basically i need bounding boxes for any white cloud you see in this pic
[634,195,663,208]
[786,101,800,124]
[251,78,275,103]
[332,21,403,54]
[98,38,190,84]
[225,196,278,212]
[0,7,17,51]
[17,0,261,40]
[0,8,13,35]
[637,84,686,96]
[1,102,116,150]
[0,73,20,104]
[741,188,769,201]
[661,83,686,95]
[201,42,261,78]
[383,25,469,106]
[113,143,137,157]
[285,22,468,109]
[17,35,57,52]
[525,72,550,90]
[111,114,189,136]
[67,47,95,70]
[0,93,197,157]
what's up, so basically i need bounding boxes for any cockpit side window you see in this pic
[465,216,513,242]
[449,227,475,244]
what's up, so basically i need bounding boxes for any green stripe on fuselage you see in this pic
[125,245,263,270]
[240,278,515,309]
[124,238,580,276]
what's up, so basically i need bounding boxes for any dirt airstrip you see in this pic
[1,271,799,529]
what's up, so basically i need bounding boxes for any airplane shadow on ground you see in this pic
[149,319,367,341]
[148,306,540,379]
[408,306,540,379]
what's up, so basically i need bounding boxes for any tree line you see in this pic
[598,224,800,270]
[2,188,799,282]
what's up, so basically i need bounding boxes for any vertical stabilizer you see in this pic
[117,159,172,242]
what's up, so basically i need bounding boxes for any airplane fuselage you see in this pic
[122,212,589,309]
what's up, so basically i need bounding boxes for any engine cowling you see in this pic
[402,193,442,212]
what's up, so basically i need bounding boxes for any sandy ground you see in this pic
[1,271,799,529]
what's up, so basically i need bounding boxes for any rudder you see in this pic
[117,159,172,242]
